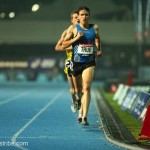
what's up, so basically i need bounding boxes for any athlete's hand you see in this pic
[76,31,83,39]
[96,50,103,57]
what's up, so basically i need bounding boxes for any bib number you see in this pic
[77,44,93,54]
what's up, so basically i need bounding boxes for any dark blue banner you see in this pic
[131,91,150,119]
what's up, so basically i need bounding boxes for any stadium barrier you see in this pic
[112,84,150,141]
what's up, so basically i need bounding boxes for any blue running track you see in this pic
[0,82,124,150]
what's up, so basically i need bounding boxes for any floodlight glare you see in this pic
[9,12,15,18]
[32,4,40,12]
[0,12,5,18]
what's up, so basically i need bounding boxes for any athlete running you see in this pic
[55,10,82,113]
[62,6,103,126]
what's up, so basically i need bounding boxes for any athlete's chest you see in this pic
[80,28,95,42]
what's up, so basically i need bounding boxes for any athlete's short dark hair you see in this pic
[77,6,90,15]
[70,10,78,19]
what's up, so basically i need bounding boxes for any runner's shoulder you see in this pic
[67,24,76,31]
[61,29,67,38]
[93,24,99,30]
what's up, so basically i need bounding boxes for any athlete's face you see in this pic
[71,13,79,25]
[78,9,90,25]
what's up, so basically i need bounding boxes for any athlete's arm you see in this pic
[62,25,83,49]
[55,30,67,51]
[94,24,103,57]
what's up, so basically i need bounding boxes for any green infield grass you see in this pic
[100,88,150,146]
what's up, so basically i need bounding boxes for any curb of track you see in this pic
[94,88,149,150]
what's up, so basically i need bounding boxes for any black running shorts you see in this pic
[67,68,72,77]
[71,61,96,77]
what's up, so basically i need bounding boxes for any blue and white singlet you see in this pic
[72,24,96,63]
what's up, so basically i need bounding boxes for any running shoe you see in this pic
[72,93,76,104]
[77,117,82,123]
[81,117,89,126]
[74,100,80,110]
[78,99,81,110]
[71,103,77,113]
[74,94,81,110]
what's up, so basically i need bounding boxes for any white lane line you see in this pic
[15,136,104,140]
[11,90,64,150]
[0,92,30,106]
[1,136,104,140]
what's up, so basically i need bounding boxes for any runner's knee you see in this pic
[70,87,75,95]
[82,85,90,93]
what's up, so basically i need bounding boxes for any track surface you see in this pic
[0,82,124,150]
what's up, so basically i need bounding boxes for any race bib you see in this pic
[77,43,93,54]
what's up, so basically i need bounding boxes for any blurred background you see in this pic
[0,0,150,85]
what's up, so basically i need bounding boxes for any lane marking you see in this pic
[1,136,104,140]
[11,90,64,150]
[0,92,30,106]
[1,136,105,139]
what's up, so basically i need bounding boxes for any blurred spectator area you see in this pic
[0,43,150,83]
[0,0,140,21]
[0,44,66,82]
[0,0,149,82]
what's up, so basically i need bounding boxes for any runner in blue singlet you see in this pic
[71,23,97,77]
[73,24,96,62]
[63,6,103,126]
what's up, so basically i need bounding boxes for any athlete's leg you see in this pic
[64,66,75,97]
[67,75,77,112]
[72,74,82,97]
[81,66,95,121]
[72,74,82,110]
[67,75,75,96]
[77,103,83,123]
